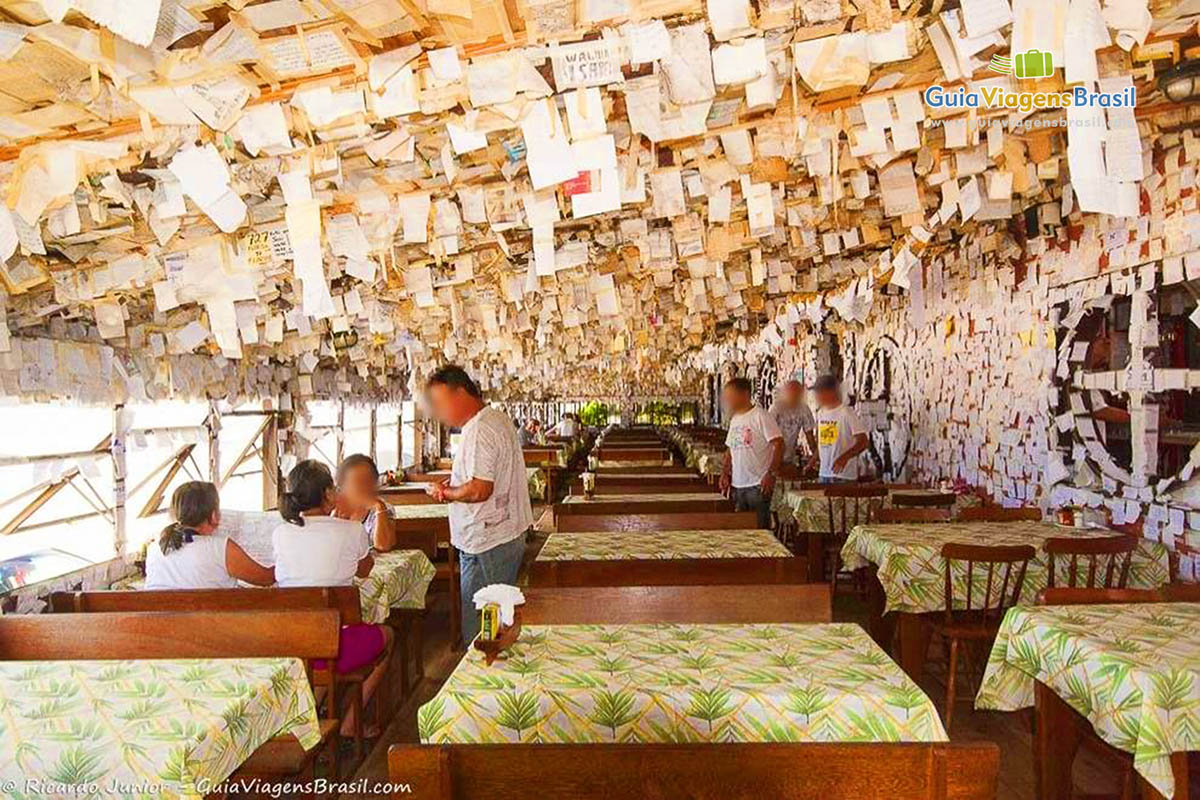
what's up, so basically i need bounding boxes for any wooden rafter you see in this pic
[0,435,111,536]
[138,444,198,519]
[219,415,273,488]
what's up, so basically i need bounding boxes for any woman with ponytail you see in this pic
[145,481,275,589]
[272,459,392,738]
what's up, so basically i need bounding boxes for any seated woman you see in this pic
[145,481,274,589]
[335,454,396,551]
[273,459,393,738]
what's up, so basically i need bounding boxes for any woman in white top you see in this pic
[273,459,392,739]
[145,481,274,590]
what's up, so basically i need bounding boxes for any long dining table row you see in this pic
[397,438,1001,799]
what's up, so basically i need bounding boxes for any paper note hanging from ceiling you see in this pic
[550,39,625,90]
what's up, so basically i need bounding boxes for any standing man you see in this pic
[806,376,869,483]
[425,365,533,645]
[718,378,783,529]
[768,380,817,469]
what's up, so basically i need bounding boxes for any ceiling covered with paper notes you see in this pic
[0,0,1193,403]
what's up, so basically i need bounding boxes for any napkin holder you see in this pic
[473,609,523,666]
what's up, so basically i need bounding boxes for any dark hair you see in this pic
[336,453,379,484]
[280,460,334,527]
[426,364,482,399]
[159,481,220,554]
[725,377,752,395]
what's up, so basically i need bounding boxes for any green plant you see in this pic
[577,400,610,427]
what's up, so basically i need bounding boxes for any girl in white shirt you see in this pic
[145,481,274,590]
[273,459,392,739]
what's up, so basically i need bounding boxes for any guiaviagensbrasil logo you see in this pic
[988,49,1054,79]
[925,47,1134,111]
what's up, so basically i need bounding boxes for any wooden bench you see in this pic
[0,609,343,782]
[521,584,831,624]
[567,477,710,494]
[388,741,1000,800]
[595,447,670,462]
[595,466,697,475]
[555,497,734,520]
[529,555,807,588]
[557,511,759,532]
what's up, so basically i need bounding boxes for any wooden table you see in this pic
[842,521,1171,680]
[977,602,1200,800]
[0,657,321,798]
[530,529,805,587]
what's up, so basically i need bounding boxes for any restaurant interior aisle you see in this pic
[342,526,1123,800]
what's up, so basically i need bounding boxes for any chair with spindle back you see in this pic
[957,506,1042,522]
[876,508,953,524]
[824,484,889,595]
[1044,536,1136,590]
[890,492,957,509]
[931,543,1036,728]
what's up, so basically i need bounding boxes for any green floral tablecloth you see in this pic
[527,467,547,501]
[562,492,725,504]
[536,530,790,561]
[977,603,1200,799]
[418,623,947,744]
[0,657,320,799]
[358,549,436,623]
[697,452,726,476]
[389,504,450,520]
[774,488,982,533]
[841,522,1171,615]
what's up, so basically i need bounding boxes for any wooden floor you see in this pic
[344,512,1124,800]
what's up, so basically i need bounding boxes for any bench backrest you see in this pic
[388,742,1000,800]
[521,585,831,624]
[556,512,758,532]
[49,585,363,624]
[0,609,341,661]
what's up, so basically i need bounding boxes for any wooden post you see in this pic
[263,413,281,511]
[369,407,377,463]
[206,399,221,484]
[111,405,128,556]
[336,401,346,465]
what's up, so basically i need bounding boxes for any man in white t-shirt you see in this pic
[768,380,817,467]
[807,375,869,483]
[718,378,783,528]
[426,365,534,645]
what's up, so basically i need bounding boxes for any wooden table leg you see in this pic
[865,569,894,650]
[896,612,931,682]
[449,546,462,650]
[1034,681,1084,800]
[806,531,824,583]
[1137,752,1192,800]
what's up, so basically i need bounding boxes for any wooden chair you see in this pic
[876,508,952,524]
[1044,536,1136,590]
[388,742,1001,800]
[522,585,832,624]
[0,609,343,782]
[931,543,1036,729]
[49,586,385,762]
[957,506,1042,522]
[824,484,889,595]
[890,492,956,509]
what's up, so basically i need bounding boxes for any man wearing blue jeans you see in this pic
[425,365,534,646]
[718,378,783,530]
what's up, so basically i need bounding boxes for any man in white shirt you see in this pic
[807,375,869,483]
[426,365,534,645]
[718,378,783,528]
[548,414,578,438]
[768,380,817,468]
